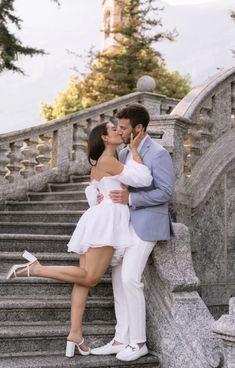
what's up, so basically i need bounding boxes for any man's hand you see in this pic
[109,184,129,204]
[97,188,104,204]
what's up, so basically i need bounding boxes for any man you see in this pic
[91,104,174,362]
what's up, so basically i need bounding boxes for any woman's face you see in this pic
[103,122,123,145]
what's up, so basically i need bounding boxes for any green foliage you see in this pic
[0,0,59,74]
[41,77,84,121]
[41,0,191,119]
[81,0,190,105]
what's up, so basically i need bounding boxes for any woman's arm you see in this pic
[85,182,98,207]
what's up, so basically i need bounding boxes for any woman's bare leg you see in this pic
[26,246,114,287]
[67,255,90,352]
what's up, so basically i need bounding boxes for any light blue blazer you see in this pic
[119,136,174,241]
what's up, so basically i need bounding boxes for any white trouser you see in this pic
[112,224,155,344]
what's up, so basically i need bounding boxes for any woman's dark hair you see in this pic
[116,103,150,131]
[88,122,108,166]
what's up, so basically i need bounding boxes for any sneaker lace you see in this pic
[127,344,137,352]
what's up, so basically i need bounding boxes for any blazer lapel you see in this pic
[139,136,152,159]
[119,146,129,163]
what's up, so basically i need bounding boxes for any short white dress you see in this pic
[67,160,152,265]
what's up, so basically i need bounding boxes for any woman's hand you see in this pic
[130,129,146,151]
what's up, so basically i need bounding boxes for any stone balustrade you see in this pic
[142,67,235,367]
[171,67,235,177]
[0,92,178,199]
[213,298,235,368]
[0,91,178,201]
[1,68,235,367]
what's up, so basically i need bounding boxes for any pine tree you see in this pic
[41,0,191,120]
[0,0,59,74]
[80,0,190,106]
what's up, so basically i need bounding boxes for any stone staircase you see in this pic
[0,175,159,368]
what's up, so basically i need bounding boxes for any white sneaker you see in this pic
[90,339,125,355]
[116,343,148,361]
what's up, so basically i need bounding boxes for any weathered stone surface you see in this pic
[1,68,235,368]
[144,223,224,368]
[137,75,156,92]
[213,298,235,368]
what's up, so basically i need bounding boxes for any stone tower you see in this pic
[102,0,125,51]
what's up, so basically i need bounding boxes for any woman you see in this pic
[6,121,152,357]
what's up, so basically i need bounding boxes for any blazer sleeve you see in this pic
[130,149,174,208]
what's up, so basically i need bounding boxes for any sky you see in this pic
[166,0,216,3]
[0,0,234,134]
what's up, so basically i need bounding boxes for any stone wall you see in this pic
[158,67,235,319]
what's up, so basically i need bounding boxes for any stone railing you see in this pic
[144,223,225,368]
[173,67,235,177]
[148,67,235,180]
[0,91,178,201]
[213,297,235,368]
[141,67,235,367]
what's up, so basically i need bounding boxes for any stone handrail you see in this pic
[148,68,235,182]
[172,67,235,176]
[0,91,178,200]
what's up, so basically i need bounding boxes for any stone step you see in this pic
[0,350,159,368]
[0,322,115,356]
[0,222,76,235]
[70,175,90,183]
[2,200,89,211]
[0,298,115,324]
[27,191,86,202]
[0,275,113,298]
[0,234,69,252]
[48,182,89,192]
[0,211,83,223]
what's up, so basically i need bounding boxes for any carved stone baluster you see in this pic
[99,113,105,123]
[86,118,98,135]
[183,145,192,177]
[71,123,90,175]
[20,137,38,178]
[5,141,24,183]
[213,297,235,368]
[183,125,201,175]
[35,134,52,173]
[0,144,10,184]
[199,108,214,152]
[231,83,235,128]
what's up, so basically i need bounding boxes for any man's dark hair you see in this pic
[116,104,150,131]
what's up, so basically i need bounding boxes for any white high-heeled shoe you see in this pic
[6,251,38,280]
[65,338,91,357]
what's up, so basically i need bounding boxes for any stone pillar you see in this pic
[148,115,193,179]
[35,133,52,173]
[6,141,24,182]
[136,76,161,121]
[143,223,225,368]
[20,138,38,179]
[0,144,10,184]
[213,297,235,368]
[52,125,73,177]
[69,122,90,175]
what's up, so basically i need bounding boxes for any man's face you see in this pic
[117,118,137,144]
